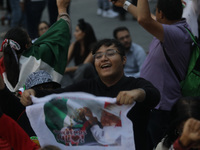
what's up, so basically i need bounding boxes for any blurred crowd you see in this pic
[0,0,200,150]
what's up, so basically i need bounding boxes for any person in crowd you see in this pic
[46,0,58,26]
[172,118,200,150]
[21,0,46,39]
[61,18,97,87]
[0,70,61,135]
[0,71,62,149]
[0,108,61,150]
[113,26,146,77]
[32,21,50,43]
[0,0,25,39]
[97,0,119,18]
[47,0,70,26]
[37,21,49,37]
[0,0,71,92]
[0,70,61,149]
[111,0,193,149]
[0,0,11,26]
[21,39,160,150]
[155,96,200,150]
[9,0,26,28]
[182,0,200,38]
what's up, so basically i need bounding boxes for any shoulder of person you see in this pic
[130,42,141,48]
[132,43,145,51]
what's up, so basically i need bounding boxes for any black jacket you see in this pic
[35,76,160,150]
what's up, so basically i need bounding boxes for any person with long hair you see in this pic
[0,0,71,92]
[61,18,97,87]
[156,96,200,150]
[1,29,30,89]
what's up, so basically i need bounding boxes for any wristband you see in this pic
[123,1,131,11]
[58,13,69,18]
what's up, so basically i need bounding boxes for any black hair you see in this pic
[113,26,130,39]
[163,96,200,148]
[3,27,30,87]
[92,39,126,57]
[72,19,97,65]
[157,0,183,20]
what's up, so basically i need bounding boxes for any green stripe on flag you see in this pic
[44,99,68,131]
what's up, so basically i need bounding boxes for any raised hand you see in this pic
[179,118,200,148]
[56,0,71,14]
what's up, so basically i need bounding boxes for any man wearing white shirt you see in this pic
[182,0,200,37]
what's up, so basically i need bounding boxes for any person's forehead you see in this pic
[117,30,129,37]
[39,23,47,26]
[97,44,117,52]
[39,23,47,29]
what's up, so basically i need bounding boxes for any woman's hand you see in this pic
[179,118,200,148]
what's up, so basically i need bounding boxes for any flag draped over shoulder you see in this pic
[26,92,136,150]
[2,18,70,92]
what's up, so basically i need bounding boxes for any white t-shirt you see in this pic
[182,0,200,37]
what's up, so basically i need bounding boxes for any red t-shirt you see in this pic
[0,114,39,150]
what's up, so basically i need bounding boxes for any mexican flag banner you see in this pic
[1,18,70,92]
[26,92,136,150]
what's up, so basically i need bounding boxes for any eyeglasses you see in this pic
[118,34,130,41]
[93,49,121,60]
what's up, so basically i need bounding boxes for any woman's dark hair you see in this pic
[92,39,126,58]
[157,0,183,20]
[163,96,200,148]
[3,27,30,87]
[72,19,97,65]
